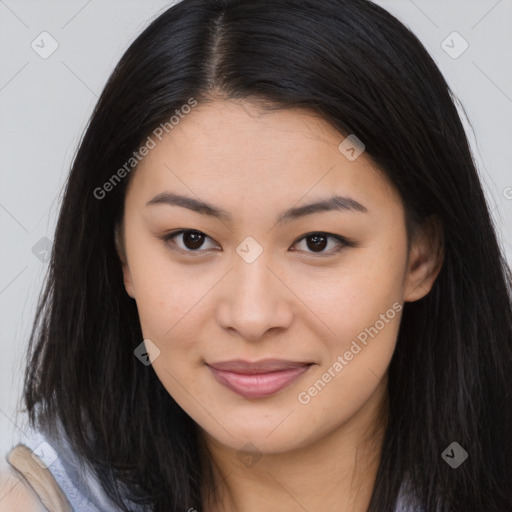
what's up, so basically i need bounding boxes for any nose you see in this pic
[216,254,294,342]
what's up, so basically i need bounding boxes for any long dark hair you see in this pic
[21,0,512,510]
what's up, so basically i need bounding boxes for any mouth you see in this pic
[206,359,314,399]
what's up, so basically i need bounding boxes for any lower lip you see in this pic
[207,365,311,399]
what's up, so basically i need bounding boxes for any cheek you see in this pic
[134,277,208,347]
[125,243,195,341]
[297,243,407,345]
[296,298,401,429]
[126,250,230,382]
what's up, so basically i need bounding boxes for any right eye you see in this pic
[159,229,220,254]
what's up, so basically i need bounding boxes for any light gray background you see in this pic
[1,0,511,468]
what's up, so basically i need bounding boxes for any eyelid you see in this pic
[159,229,354,256]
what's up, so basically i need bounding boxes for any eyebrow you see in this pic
[146,192,368,224]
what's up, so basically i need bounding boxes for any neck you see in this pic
[200,376,389,512]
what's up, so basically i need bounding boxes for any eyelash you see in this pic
[158,229,355,257]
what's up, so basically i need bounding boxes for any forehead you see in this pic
[126,99,401,216]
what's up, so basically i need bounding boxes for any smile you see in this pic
[206,359,313,399]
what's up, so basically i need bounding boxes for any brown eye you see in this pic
[161,230,219,253]
[305,234,328,252]
[291,232,349,255]
[181,231,206,250]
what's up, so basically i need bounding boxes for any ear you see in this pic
[403,215,444,302]
[114,223,135,299]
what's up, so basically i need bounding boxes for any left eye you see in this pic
[160,230,349,255]
[292,232,348,255]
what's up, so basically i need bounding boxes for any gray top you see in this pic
[7,426,420,511]
[10,426,137,511]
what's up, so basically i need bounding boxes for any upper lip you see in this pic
[207,359,312,374]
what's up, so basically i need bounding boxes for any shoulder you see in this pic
[2,442,72,512]
[3,425,105,511]
[3,425,144,512]
[0,465,48,512]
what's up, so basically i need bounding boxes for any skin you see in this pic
[117,98,443,512]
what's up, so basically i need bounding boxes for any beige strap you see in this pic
[7,444,73,512]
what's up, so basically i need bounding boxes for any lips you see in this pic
[206,359,313,399]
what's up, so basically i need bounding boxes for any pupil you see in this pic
[307,234,327,252]
[184,231,204,250]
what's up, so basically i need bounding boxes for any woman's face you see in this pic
[119,99,437,455]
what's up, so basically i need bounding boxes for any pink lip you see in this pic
[206,359,312,399]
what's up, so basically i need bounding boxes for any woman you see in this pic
[1,0,511,510]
